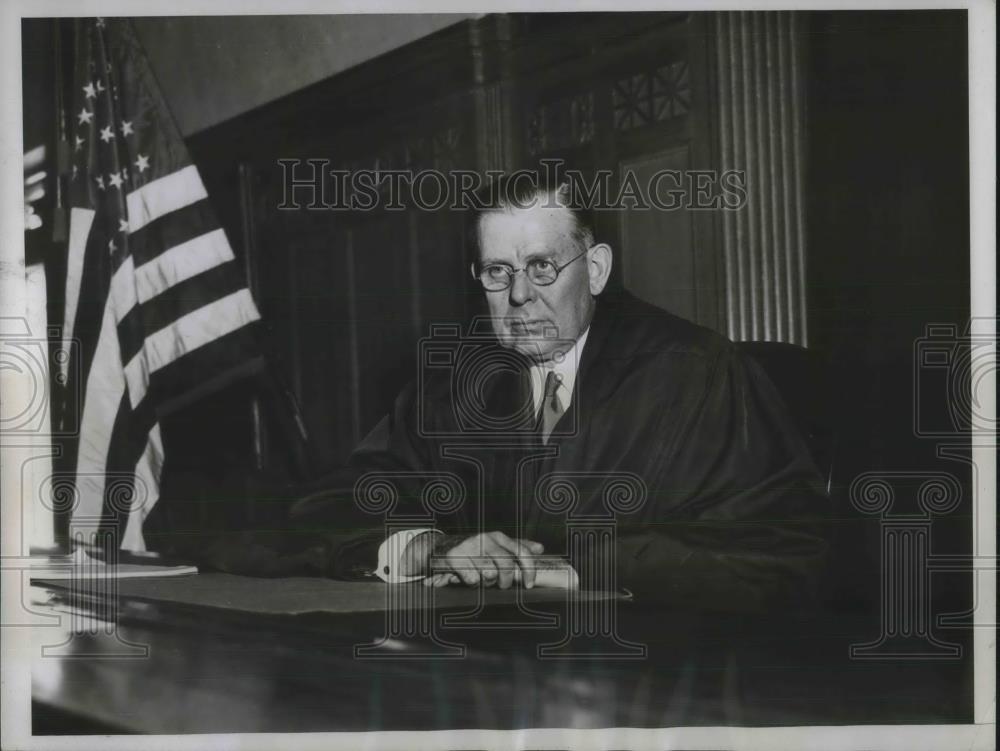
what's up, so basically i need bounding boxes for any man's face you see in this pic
[477,204,595,361]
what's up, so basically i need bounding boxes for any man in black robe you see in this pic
[191,169,830,611]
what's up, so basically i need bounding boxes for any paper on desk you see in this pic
[26,547,197,581]
[38,573,623,616]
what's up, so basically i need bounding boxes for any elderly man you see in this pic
[189,168,829,611]
[296,169,832,610]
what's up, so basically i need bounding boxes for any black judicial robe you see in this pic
[198,290,831,611]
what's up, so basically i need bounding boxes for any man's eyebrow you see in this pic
[479,250,559,266]
[522,251,556,263]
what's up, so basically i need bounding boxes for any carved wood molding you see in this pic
[527,90,595,155]
[612,60,690,132]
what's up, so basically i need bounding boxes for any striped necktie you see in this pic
[538,370,565,444]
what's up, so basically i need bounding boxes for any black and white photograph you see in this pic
[0,1,994,749]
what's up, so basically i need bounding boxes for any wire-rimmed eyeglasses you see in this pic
[471,248,588,292]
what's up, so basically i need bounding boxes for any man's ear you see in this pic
[586,243,613,295]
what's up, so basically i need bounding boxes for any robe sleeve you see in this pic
[286,378,440,579]
[585,345,832,611]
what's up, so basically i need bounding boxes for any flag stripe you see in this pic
[61,207,95,378]
[68,209,119,395]
[73,300,127,522]
[123,289,260,408]
[126,165,207,233]
[142,289,260,373]
[135,228,234,304]
[102,389,156,545]
[118,260,248,364]
[111,231,237,368]
[121,423,164,552]
[128,199,222,266]
[109,255,138,322]
[151,328,263,416]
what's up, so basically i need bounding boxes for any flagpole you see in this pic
[51,18,71,553]
[26,262,58,552]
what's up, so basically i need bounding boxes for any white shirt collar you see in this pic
[529,326,590,418]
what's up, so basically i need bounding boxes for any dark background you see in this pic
[21,11,973,616]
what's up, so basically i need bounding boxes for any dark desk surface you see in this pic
[29,574,974,734]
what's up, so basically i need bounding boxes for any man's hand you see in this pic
[425,554,580,590]
[403,531,544,589]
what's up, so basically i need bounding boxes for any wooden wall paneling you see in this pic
[332,93,478,448]
[294,215,358,469]
[348,211,417,441]
[618,146,696,321]
[341,228,362,452]
[218,21,486,466]
[470,14,516,174]
[186,13,765,473]
[161,19,488,493]
[508,13,690,172]
[503,14,730,331]
[252,162,303,405]
[236,160,353,470]
[607,31,697,321]
[686,13,726,334]
[237,163,267,485]
[414,207,476,330]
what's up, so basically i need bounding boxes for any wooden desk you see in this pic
[30,574,974,733]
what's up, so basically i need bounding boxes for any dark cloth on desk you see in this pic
[181,290,830,611]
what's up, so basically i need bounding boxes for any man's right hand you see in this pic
[401,531,544,589]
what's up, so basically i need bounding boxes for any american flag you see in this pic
[58,17,262,552]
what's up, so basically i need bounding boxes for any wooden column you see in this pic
[714,11,808,345]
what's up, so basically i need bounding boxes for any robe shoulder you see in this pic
[592,290,737,379]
